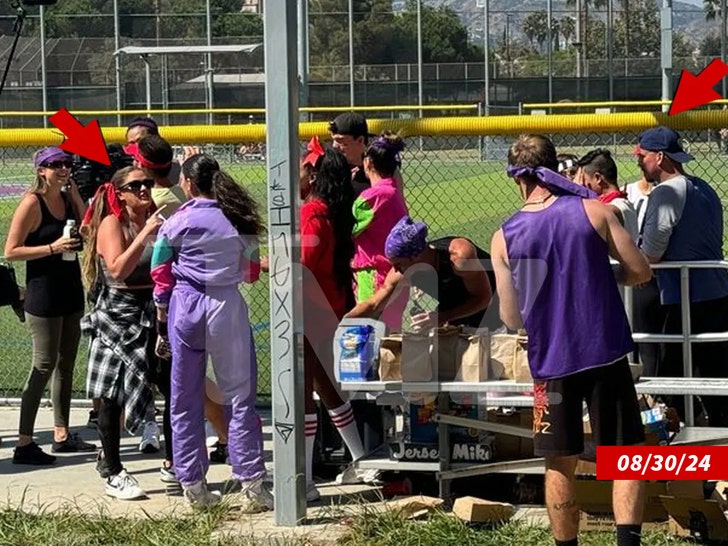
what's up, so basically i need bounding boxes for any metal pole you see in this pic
[680,267,694,426]
[575,0,582,79]
[114,0,122,126]
[417,0,423,150]
[40,5,47,128]
[660,0,673,113]
[348,0,354,107]
[546,0,553,104]
[264,0,306,526]
[483,0,490,116]
[722,0,727,98]
[206,0,213,125]
[297,0,309,120]
[608,0,614,102]
[142,55,152,114]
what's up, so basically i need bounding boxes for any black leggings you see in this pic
[98,397,123,476]
[155,357,173,462]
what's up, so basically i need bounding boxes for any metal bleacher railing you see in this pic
[1,107,728,408]
[624,261,728,428]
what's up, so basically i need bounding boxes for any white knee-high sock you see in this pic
[305,414,318,484]
[328,402,365,461]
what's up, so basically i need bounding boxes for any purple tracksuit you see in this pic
[151,198,265,486]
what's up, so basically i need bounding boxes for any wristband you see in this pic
[49,244,54,255]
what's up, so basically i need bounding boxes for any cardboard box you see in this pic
[580,512,667,532]
[452,496,516,523]
[575,479,669,522]
[662,496,728,542]
[487,409,534,461]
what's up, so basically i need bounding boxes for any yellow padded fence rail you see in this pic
[522,99,728,109]
[0,104,479,118]
[3,111,728,147]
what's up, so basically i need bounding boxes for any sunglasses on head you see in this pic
[119,179,153,192]
[43,161,72,170]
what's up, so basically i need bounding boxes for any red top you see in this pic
[301,198,348,321]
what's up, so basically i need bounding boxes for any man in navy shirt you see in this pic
[637,126,728,426]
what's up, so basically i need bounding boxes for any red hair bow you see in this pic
[302,136,325,168]
[82,182,124,227]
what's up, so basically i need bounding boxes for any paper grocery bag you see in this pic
[456,329,490,382]
[401,332,433,382]
[435,325,461,381]
[491,333,529,380]
[379,335,403,381]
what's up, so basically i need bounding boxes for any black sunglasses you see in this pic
[119,179,154,193]
[43,161,72,170]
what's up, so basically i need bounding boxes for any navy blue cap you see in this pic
[635,126,694,163]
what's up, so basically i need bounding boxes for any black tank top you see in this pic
[409,236,497,329]
[24,193,84,317]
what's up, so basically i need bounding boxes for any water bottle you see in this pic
[62,220,78,262]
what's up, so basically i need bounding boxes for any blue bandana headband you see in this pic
[385,216,428,259]
[506,164,597,199]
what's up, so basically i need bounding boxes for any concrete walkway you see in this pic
[0,406,548,542]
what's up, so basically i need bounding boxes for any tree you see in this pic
[700,32,722,56]
[523,11,548,52]
[559,16,576,47]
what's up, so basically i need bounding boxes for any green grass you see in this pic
[2,142,728,398]
[0,503,696,546]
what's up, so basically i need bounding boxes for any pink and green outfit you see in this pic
[352,177,409,302]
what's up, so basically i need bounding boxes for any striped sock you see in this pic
[328,402,365,461]
[305,414,318,484]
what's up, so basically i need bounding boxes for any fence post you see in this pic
[680,265,693,426]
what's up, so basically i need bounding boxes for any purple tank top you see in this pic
[502,196,634,380]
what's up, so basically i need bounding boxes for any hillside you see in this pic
[397,0,719,50]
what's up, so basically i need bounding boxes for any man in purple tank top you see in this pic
[490,135,652,546]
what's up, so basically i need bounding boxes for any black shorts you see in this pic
[532,357,645,457]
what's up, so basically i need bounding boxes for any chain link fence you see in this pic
[1,124,727,402]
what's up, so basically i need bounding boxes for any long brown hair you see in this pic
[80,167,141,290]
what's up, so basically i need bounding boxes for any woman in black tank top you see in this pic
[3,147,94,465]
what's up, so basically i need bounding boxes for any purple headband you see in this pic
[385,216,428,259]
[506,164,597,199]
[371,136,404,164]
[34,147,72,168]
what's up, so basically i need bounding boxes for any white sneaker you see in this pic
[232,477,274,514]
[138,421,160,454]
[335,465,381,485]
[205,420,219,448]
[159,464,179,484]
[183,480,222,508]
[105,470,147,500]
[306,481,321,502]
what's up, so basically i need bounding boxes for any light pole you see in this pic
[417,0,423,118]
[40,5,47,127]
[206,0,213,125]
[348,0,354,107]
[660,0,673,112]
[547,0,553,104]
[483,0,490,115]
[114,0,122,125]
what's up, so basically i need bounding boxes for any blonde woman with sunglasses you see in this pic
[4,146,94,465]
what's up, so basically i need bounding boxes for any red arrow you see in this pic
[669,58,728,116]
[48,108,110,166]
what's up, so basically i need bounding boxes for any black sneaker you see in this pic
[87,410,99,429]
[52,432,97,453]
[13,442,57,465]
[209,442,228,464]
